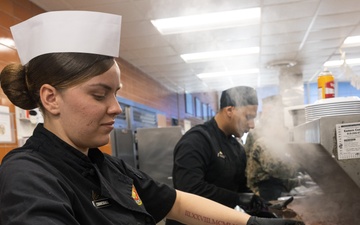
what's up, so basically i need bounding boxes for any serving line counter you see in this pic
[112,116,360,224]
[287,114,360,224]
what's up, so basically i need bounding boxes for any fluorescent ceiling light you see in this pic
[324,58,360,67]
[151,7,261,35]
[324,60,344,67]
[0,45,9,52]
[343,36,360,47]
[0,38,15,48]
[181,47,259,63]
[197,68,259,79]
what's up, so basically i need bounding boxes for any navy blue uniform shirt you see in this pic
[173,117,250,206]
[166,118,250,225]
[0,124,176,225]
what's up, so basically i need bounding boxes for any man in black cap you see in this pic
[166,86,270,225]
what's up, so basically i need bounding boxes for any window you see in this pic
[202,103,208,120]
[195,97,202,118]
[185,93,194,115]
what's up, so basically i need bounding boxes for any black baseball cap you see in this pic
[220,86,258,109]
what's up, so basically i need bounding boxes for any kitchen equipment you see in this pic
[136,126,183,187]
[269,197,303,221]
[289,114,360,223]
[110,128,136,167]
[304,96,360,122]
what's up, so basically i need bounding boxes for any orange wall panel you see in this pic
[99,143,112,155]
[0,0,15,15]
[0,44,20,63]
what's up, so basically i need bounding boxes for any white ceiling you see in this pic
[29,0,360,93]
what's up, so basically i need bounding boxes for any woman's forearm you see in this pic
[166,190,250,225]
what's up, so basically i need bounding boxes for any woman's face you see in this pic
[53,62,122,153]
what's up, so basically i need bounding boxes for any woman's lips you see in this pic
[102,121,115,130]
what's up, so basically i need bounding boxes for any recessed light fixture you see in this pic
[151,7,261,35]
[266,60,297,69]
[181,47,260,63]
[197,68,259,79]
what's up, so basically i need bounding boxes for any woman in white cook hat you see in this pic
[0,10,304,225]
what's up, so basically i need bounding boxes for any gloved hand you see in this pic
[237,193,256,207]
[269,196,294,210]
[246,216,305,225]
[238,193,273,217]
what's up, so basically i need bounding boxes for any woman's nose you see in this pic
[110,96,122,115]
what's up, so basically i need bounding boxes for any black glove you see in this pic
[246,216,305,225]
[269,196,294,210]
[238,193,255,208]
[238,193,271,216]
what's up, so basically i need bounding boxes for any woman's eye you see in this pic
[93,94,106,100]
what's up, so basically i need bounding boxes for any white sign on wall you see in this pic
[0,105,14,143]
[336,122,360,160]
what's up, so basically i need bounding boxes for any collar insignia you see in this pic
[217,151,226,159]
[132,185,143,206]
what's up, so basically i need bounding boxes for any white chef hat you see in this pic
[10,10,122,65]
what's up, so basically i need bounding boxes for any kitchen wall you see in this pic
[0,0,43,161]
[0,0,218,161]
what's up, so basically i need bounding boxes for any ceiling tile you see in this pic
[262,0,319,22]
[312,12,360,31]
[121,35,169,50]
[262,17,312,35]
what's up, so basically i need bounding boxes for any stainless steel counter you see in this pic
[289,114,360,224]
[291,114,360,189]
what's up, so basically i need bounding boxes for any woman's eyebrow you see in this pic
[89,83,114,91]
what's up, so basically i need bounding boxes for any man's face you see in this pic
[229,105,258,138]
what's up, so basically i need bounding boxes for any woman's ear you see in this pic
[40,84,60,115]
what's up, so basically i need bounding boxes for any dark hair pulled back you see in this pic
[0,53,115,110]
